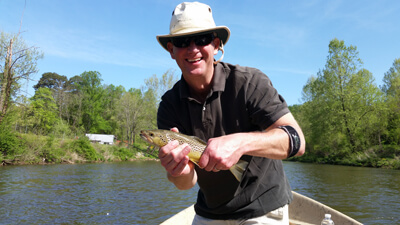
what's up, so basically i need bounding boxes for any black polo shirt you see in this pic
[157,62,293,220]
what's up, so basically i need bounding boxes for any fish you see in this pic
[140,129,248,182]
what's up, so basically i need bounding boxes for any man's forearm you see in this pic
[240,113,306,159]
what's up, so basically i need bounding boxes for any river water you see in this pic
[0,161,398,224]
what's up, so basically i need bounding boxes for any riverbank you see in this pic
[1,132,399,169]
[288,146,400,169]
[0,133,157,166]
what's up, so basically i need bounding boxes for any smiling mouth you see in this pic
[187,58,202,63]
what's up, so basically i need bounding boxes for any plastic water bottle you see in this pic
[321,214,334,225]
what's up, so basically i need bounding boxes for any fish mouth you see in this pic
[140,131,153,144]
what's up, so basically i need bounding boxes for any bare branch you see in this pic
[13,46,39,55]
[10,54,27,69]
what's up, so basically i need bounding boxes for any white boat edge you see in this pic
[160,191,363,225]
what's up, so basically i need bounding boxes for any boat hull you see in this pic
[161,191,363,225]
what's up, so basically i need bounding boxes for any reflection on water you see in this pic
[0,161,399,224]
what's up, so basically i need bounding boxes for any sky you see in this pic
[1,0,399,106]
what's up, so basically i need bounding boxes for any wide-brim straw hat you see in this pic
[157,2,230,51]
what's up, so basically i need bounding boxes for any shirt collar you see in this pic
[212,62,227,93]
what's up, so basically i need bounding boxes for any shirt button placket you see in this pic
[202,104,207,128]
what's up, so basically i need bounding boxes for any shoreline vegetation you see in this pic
[1,133,399,169]
[0,133,158,166]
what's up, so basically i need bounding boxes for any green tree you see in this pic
[381,58,400,145]
[141,88,158,129]
[0,32,43,124]
[33,72,68,90]
[115,88,144,144]
[63,75,83,133]
[30,88,58,134]
[144,69,178,104]
[302,39,383,157]
[140,69,178,130]
[10,95,32,133]
[103,84,125,135]
[34,72,68,118]
[65,75,82,93]
[78,71,110,134]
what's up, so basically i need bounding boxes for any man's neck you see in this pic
[189,87,209,103]
[185,75,214,103]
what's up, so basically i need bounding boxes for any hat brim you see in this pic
[157,26,230,51]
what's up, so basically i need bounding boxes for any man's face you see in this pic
[167,33,220,80]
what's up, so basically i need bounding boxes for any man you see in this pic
[156,2,305,224]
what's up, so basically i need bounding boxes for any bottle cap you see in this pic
[325,214,331,218]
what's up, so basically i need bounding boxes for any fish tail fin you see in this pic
[229,160,249,182]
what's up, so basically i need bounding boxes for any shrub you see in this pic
[69,137,104,161]
[0,128,19,156]
[39,135,66,163]
[0,122,25,157]
[111,146,135,160]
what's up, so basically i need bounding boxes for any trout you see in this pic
[140,129,248,182]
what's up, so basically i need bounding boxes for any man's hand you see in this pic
[198,133,244,172]
[159,139,193,177]
[158,128,197,190]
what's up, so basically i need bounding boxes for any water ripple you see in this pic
[1,161,399,224]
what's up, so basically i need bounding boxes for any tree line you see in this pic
[10,70,176,143]
[289,38,399,168]
[1,31,399,168]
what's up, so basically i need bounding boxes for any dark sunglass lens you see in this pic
[171,33,214,48]
[194,33,214,46]
[171,37,189,48]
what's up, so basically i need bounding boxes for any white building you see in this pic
[85,134,115,145]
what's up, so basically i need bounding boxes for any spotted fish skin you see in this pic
[140,129,248,181]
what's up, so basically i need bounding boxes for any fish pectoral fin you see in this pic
[229,160,249,182]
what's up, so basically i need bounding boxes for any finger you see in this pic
[159,141,180,170]
[198,150,209,169]
[170,155,190,176]
[202,148,219,172]
[213,164,224,171]
[214,163,229,171]
[199,147,219,172]
[170,127,179,133]
[204,159,217,172]
[164,144,190,173]
[158,140,179,159]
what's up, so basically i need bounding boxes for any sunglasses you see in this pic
[170,33,215,48]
